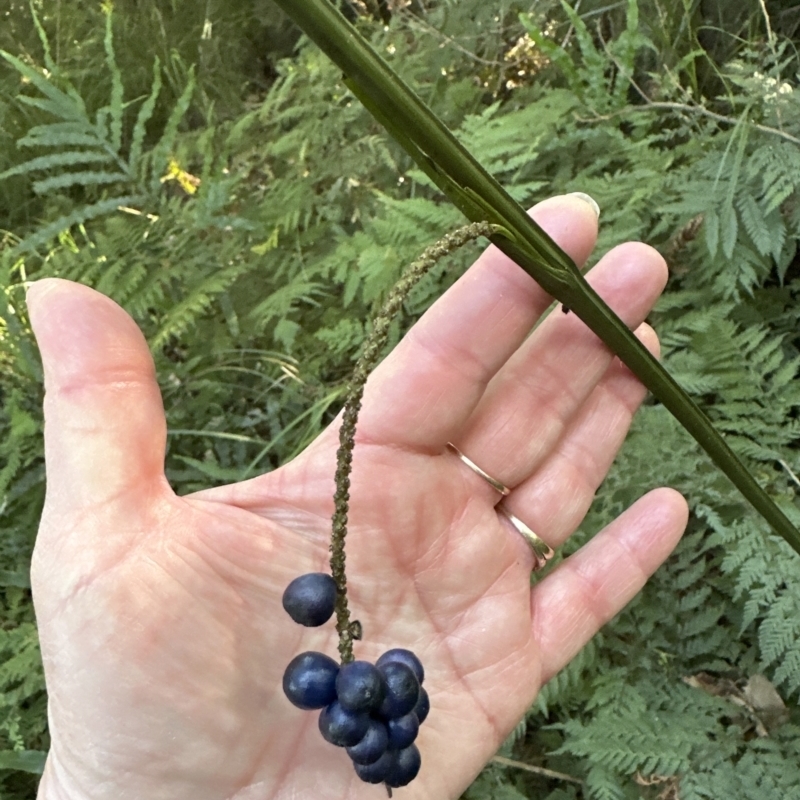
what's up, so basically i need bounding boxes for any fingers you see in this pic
[353,194,600,451]
[532,487,688,685]
[498,323,660,551]
[451,241,668,496]
[27,279,168,516]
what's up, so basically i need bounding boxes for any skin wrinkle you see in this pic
[414,513,519,748]
[378,328,484,405]
[534,533,651,683]
[435,564,534,745]
[506,328,659,543]
[39,497,162,609]
[45,374,159,399]
[458,244,667,483]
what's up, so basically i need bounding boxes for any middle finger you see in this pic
[450,241,667,492]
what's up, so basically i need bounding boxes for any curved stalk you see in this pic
[270,0,800,555]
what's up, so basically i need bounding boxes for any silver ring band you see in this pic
[497,505,554,571]
[446,442,510,496]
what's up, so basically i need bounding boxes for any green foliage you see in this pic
[1,1,800,798]
[0,5,197,255]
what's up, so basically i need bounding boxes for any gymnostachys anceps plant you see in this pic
[269,0,800,556]
[280,223,493,790]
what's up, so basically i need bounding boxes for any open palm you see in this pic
[29,195,687,800]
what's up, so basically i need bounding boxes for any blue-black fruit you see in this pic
[319,700,370,747]
[282,573,337,627]
[413,687,430,724]
[387,712,419,749]
[282,651,339,710]
[377,661,420,719]
[346,719,389,765]
[376,648,425,685]
[385,744,422,788]
[353,749,395,784]
[336,661,385,713]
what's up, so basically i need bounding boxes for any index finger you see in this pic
[353,194,600,452]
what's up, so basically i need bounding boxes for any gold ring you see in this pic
[446,442,510,496]
[497,505,554,571]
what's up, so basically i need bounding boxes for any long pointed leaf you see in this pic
[0,51,86,119]
[270,0,800,555]
[130,57,162,172]
[32,170,127,195]
[0,750,46,774]
[102,4,125,152]
[0,151,114,181]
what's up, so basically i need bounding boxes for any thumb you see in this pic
[27,278,169,518]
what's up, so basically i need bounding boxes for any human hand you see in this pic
[29,194,688,800]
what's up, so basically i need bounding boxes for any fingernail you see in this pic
[567,192,601,220]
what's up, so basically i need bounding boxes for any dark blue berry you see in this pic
[346,719,389,765]
[376,648,425,685]
[319,700,370,747]
[353,749,395,784]
[387,712,419,748]
[377,661,420,719]
[282,651,338,710]
[413,686,430,724]
[385,743,421,787]
[282,573,337,627]
[336,661,385,713]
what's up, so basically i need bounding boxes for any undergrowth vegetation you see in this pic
[1,0,800,797]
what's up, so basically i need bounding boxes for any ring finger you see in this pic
[498,321,660,555]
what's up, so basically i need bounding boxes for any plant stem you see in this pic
[272,0,800,556]
[330,223,495,662]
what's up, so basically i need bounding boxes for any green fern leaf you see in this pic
[0,151,114,180]
[0,51,86,118]
[102,6,125,152]
[18,130,103,150]
[737,192,771,256]
[31,170,128,194]
[129,57,162,173]
[148,68,196,193]
[12,194,142,254]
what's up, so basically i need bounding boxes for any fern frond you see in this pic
[31,170,127,195]
[12,195,142,254]
[0,51,86,119]
[148,68,196,193]
[102,4,125,152]
[129,57,162,173]
[0,151,114,180]
[17,129,105,149]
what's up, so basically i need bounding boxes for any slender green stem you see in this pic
[330,224,495,662]
[272,0,800,556]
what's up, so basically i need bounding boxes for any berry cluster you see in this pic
[282,573,428,789]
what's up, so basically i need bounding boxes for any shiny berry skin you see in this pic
[346,719,389,765]
[282,651,339,710]
[376,648,425,685]
[282,573,337,627]
[413,686,430,724]
[377,661,420,719]
[353,749,395,784]
[336,661,385,713]
[319,700,370,747]
[385,744,422,788]
[387,712,419,749]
